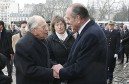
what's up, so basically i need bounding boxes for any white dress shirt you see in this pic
[78,19,90,34]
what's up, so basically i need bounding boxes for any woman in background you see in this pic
[47,15,75,84]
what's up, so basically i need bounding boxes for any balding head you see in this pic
[27,15,48,39]
[27,15,46,31]
[65,3,90,33]
[67,3,89,19]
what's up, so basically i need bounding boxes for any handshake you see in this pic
[52,64,63,79]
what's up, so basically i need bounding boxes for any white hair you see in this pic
[27,15,39,32]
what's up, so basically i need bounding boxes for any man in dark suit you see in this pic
[0,20,14,78]
[52,3,108,84]
[121,31,129,60]
[8,23,19,36]
[119,24,129,63]
[104,21,120,84]
[14,15,54,84]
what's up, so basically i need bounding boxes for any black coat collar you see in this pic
[79,20,95,38]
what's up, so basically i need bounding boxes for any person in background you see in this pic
[120,24,129,63]
[47,15,75,84]
[14,15,55,84]
[12,21,27,53]
[46,20,52,36]
[121,27,129,60]
[104,20,120,84]
[52,3,108,84]
[0,53,12,84]
[0,20,14,80]
[104,23,109,30]
[8,23,19,36]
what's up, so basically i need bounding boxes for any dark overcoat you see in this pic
[0,29,13,59]
[59,20,108,84]
[14,32,54,84]
[104,29,120,63]
[47,30,75,65]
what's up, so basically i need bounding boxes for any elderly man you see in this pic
[52,3,108,84]
[14,15,54,84]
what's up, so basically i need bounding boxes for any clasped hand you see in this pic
[52,64,63,79]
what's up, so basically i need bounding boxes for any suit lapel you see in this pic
[79,20,95,37]
[68,20,95,60]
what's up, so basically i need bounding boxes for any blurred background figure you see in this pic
[104,23,109,30]
[8,23,19,36]
[0,20,13,81]
[0,53,12,84]
[12,21,27,53]
[119,24,129,64]
[46,20,51,36]
[104,20,120,84]
[121,25,129,63]
[47,15,75,84]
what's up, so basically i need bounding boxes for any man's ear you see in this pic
[76,15,81,24]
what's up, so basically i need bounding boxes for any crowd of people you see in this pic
[0,3,129,84]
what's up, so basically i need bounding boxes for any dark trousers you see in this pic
[120,47,129,63]
[107,58,116,80]
[107,49,116,81]
[6,58,13,77]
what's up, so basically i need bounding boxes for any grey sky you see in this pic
[15,0,88,8]
[15,0,128,8]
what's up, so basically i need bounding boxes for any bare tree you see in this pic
[45,0,72,21]
[31,0,72,21]
[57,0,72,17]
[31,3,45,16]
[87,1,96,18]
[95,0,121,20]
[113,3,129,21]
[45,0,57,21]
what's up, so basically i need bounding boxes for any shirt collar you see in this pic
[78,19,90,34]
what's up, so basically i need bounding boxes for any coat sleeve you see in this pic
[14,42,54,81]
[115,32,120,54]
[59,34,99,80]
[7,31,14,54]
